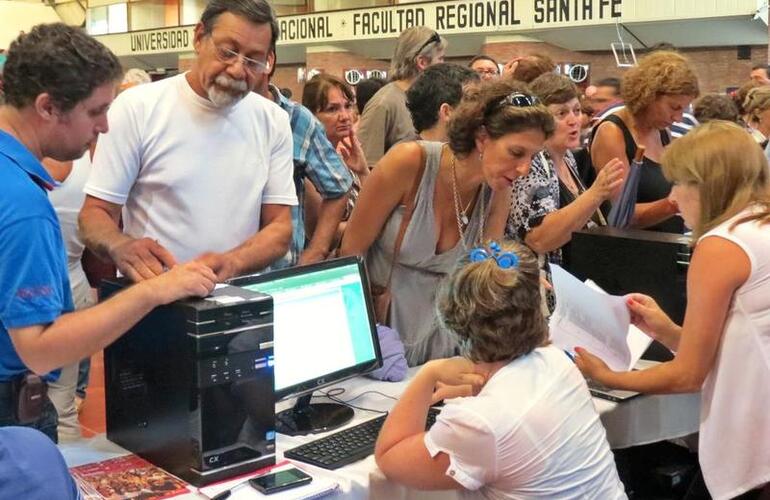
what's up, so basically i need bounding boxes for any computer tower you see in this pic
[102,280,276,486]
[566,227,691,361]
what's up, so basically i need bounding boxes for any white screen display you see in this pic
[242,263,377,393]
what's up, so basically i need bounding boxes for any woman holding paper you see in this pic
[575,121,770,500]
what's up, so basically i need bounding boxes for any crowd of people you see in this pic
[0,0,768,498]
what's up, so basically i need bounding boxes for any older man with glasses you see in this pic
[80,0,297,282]
[357,26,447,168]
[469,55,501,81]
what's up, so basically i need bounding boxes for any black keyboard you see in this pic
[284,407,441,470]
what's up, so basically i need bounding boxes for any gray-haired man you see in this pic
[357,26,447,167]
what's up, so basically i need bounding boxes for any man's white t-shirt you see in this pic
[424,345,626,500]
[85,73,297,263]
[50,152,93,308]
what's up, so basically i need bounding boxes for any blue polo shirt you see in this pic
[0,131,72,382]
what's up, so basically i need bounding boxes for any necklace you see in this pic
[450,154,486,250]
[451,154,471,227]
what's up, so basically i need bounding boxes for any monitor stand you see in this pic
[276,394,354,436]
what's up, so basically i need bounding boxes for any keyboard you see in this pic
[284,407,441,470]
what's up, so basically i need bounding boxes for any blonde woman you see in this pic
[577,121,770,500]
[591,50,700,233]
[375,241,626,499]
[743,86,770,160]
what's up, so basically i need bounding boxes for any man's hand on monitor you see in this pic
[143,261,217,305]
[110,237,177,282]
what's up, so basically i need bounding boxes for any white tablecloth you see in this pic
[61,364,700,499]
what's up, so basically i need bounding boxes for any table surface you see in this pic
[61,363,701,499]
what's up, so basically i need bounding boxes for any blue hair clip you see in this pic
[469,241,519,269]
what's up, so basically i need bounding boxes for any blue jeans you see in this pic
[0,381,59,443]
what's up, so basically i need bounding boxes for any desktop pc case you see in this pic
[101,280,276,486]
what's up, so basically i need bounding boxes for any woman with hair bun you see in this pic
[341,80,554,366]
[375,241,626,499]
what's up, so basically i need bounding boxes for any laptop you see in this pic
[588,380,641,403]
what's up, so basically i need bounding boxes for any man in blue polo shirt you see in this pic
[0,23,217,442]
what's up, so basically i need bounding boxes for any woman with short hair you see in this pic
[375,241,627,499]
[507,73,624,311]
[301,73,368,242]
[590,50,700,233]
[742,86,770,160]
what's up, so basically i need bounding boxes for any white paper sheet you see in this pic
[549,265,652,371]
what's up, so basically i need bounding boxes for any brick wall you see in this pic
[272,51,389,102]
[480,41,768,94]
[271,42,769,101]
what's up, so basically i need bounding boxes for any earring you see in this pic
[479,151,484,161]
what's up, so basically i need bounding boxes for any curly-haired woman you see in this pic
[375,241,626,499]
[590,50,699,233]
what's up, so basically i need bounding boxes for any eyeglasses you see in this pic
[474,68,500,76]
[210,39,269,74]
[414,31,441,57]
[484,92,539,118]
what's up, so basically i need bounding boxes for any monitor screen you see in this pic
[234,257,381,401]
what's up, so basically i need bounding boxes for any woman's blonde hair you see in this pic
[438,241,548,363]
[661,120,770,239]
[742,86,770,125]
[622,50,700,115]
[447,79,554,157]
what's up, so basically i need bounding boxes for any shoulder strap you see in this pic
[384,144,428,288]
[602,114,638,163]
[660,129,671,146]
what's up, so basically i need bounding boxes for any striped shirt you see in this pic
[594,102,698,139]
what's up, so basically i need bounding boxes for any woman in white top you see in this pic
[576,121,770,500]
[375,241,626,499]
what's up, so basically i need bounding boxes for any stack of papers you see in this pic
[548,264,652,371]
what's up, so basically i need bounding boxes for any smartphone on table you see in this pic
[249,467,312,495]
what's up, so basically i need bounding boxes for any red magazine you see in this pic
[69,455,190,500]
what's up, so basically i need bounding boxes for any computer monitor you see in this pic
[230,256,382,436]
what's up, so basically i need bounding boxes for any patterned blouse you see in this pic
[506,149,602,312]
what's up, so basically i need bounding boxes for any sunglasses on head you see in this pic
[498,92,539,107]
[484,92,539,118]
[415,31,441,57]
